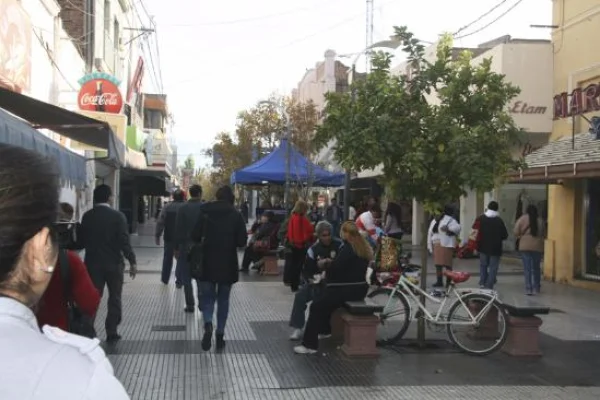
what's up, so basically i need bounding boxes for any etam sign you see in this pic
[553,83,600,120]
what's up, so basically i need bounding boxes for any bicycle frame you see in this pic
[384,275,499,326]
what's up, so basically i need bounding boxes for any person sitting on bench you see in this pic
[240,211,277,272]
[294,221,373,355]
[289,221,342,341]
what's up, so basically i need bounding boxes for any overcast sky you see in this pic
[140,0,552,167]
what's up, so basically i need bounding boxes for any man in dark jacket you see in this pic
[190,186,247,351]
[477,201,509,289]
[155,189,185,286]
[80,184,137,342]
[174,184,204,312]
[325,198,343,238]
[289,221,342,340]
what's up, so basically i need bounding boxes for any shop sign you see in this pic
[509,101,547,115]
[77,72,123,114]
[70,111,127,151]
[0,0,31,93]
[553,83,600,120]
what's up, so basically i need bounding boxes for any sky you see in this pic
[140,0,552,167]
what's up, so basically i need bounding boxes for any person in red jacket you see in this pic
[285,200,315,292]
[36,203,100,332]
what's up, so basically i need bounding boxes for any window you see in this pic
[104,1,111,32]
[144,110,164,130]
[113,19,119,51]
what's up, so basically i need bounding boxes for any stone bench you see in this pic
[335,299,383,358]
[501,299,550,357]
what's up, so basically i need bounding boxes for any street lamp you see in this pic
[258,100,292,209]
[340,38,402,220]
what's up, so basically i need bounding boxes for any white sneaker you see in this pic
[289,329,303,341]
[318,334,332,340]
[294,345,317,355]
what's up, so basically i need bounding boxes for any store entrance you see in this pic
[585,179,600,278]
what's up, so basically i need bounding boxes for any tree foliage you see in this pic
[182,154,195,171]
[209,95,320,188]
[194,167,216,201]
[315,26,524,214]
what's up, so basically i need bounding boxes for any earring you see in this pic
[40,265,55,273]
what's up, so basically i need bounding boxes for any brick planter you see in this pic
[502,315,543,357]
[467,301,500,340]
[340,313,379,358]
[260,255,280,276]
[330,308,345,341]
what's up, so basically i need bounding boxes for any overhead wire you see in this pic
[453,0,508,36]
[455,0,525,40]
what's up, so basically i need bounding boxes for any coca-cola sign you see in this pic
[77,73,123,114]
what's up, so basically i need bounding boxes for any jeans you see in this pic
[198,282,232,334]
[289,283,321,329]
[161,241,175,284]
[479,253,500,289]
[176,253,195,307]
[521,251,542,293]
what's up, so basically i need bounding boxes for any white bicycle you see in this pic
[368,267,509,356]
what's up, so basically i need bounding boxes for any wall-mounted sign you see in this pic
[0,0,31,93]
[77,72,123,114]
[127,57,144,102]
[69,111,127,151]
[509,101,547,115]
[553,83,600,120]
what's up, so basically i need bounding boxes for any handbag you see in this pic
[253,237,271,252]
[58,250,96,338]
[187,212,208,280]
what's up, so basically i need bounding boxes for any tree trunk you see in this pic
[417,212,430,348]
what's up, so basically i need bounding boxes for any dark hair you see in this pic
[189,184,202,199]
[370,204,382,216]
[526,204,539,237]
[93,184,112,204]
[487,201,499,211]
[263,211,275,221]
[433,205,455,234]
[172,189,185,202]
[385,202,402,224]
[59,202,75,220]
[0,144,59,286]
[216,185,235,204]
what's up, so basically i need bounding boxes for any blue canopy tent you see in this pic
[230,139,345,186]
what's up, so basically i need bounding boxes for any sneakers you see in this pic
[293,345,317,355]
[318,334,332,340]
[289,329,303,341]
[202,323,213,351]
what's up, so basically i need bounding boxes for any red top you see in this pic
[36,251,101,331]
[286,213,314,248]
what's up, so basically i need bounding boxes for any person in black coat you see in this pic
[190,186,247,351]
[240,211,277,272]
[294,221,373,354]
[477,201,509,289]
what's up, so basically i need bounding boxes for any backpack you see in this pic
[58,250,96,338]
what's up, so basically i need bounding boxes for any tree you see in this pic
[195,167,216,201]
[182,154,195,171]
[208,96,320,193]
[315,26,523,346]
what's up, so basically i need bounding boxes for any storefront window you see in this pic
[585,179,600,278]
[497,184,548,252]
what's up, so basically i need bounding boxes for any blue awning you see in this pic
[0,108,86,187]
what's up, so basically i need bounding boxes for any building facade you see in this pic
[509,1,600,289]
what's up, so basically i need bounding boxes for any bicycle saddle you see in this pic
[444,270,471,283]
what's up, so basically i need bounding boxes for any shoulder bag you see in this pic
[58,250,96,338]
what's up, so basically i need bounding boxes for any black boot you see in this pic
[202,323,213,351]
[216,333,225,351]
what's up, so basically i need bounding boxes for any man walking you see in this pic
[174,184,204,313]
[325,198,343,238]
[80,184,137,342]
[477,201,509,289]
[156,189,186,286]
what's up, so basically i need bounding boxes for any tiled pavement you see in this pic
[94,223,600,399]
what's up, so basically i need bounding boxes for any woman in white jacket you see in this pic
[427,205,461,287]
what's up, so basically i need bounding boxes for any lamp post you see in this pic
[341,39,402,220]
[258,100,292,209]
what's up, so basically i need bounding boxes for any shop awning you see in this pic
[508,133,600,183]
[0,108,86,187]
[0,87,124,166]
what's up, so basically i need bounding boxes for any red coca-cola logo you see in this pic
[77,78,123,113]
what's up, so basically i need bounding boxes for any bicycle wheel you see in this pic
[446,293,508,356]
[367,287,411,345]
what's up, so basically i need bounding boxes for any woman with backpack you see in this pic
[36,203,100,336]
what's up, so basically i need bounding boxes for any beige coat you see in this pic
[514,214,545,253]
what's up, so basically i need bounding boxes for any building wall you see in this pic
[545,1,600,287]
